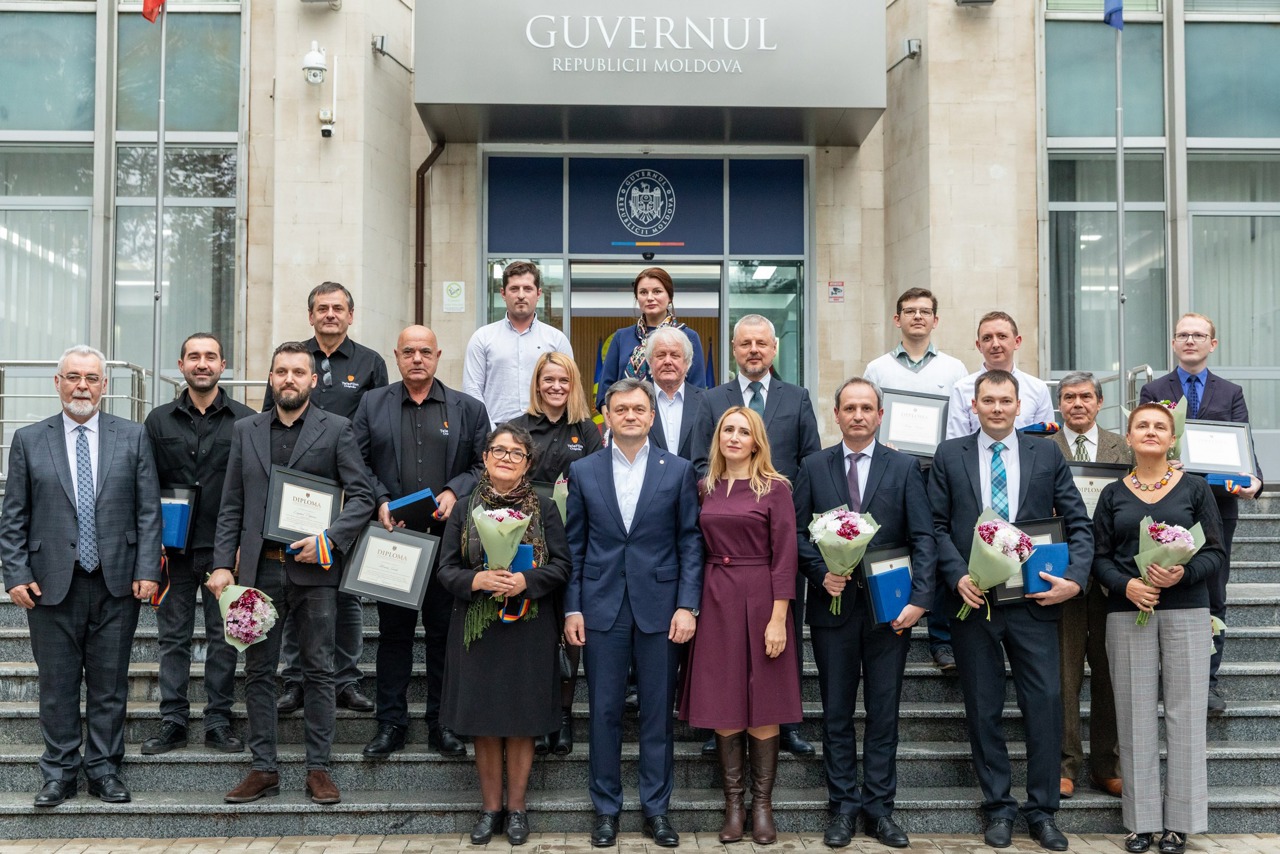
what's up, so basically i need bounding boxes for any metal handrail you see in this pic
[1125,364,1154,410]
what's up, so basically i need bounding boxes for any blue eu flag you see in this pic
[1104,0,1123,30]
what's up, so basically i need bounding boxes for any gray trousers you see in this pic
[244,558,337,771]
[280,589,362,692]
[1107,608,1209,835]
[156,548,237,732]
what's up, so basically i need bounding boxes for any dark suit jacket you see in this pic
[212,405,375,587]
[928,432,1093,621]
[1051,426,1131,466]
[693,377,821,479]
[564,445,703,634]
[351,380,489,508]
[650,384,706,462]
[1,413,163,606]
[794,442,937,628]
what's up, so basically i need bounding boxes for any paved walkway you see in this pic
[1,836,1279,854]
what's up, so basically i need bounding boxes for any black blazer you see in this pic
[694,377,821,480]
[794,442,937,628]
[651,384,706,462]
[928,432,1093,621]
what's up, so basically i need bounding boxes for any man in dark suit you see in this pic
[794,378,936,849]
[928,370,1093,851]
[1051,371,1129,800]
[351,324,488,760]
[646,326,705,461]
[1140,312,1262,714]
[207,341,375,806]
[1,345,162,807]
[564,378,704,848]
[693,314,821,756]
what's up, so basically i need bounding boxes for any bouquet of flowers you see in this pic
[1157,398,1188,460]
[958,509,1033,621]
[472,506,531,571]
[808,507,880,615]
[218,585,278,652]
[1133,516,1204,626]
[1210,615,1226,655]
[552,473,569,524]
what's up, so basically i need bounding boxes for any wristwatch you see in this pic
[681,607,700,617]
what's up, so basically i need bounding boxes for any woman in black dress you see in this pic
[509,351,602,755]
[437,423,571,845]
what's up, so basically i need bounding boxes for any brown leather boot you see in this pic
[305,769,341,805]
[224,769,279,803]
[716,732,747,843]
[748,734,780,844]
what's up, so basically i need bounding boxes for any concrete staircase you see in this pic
[1,498,1278,838]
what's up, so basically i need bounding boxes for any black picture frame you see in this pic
[1181,419,1256,476]
[877,389,950,458]
[159,485,200,553]
[339,522,441,610]
[263,465,342,545]
[991,516,1066,605]
[1067,461,1130,519]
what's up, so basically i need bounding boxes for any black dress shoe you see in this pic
[470,810,506,845]
[1030,818,1069,851]
[933,645,957,670]
[276,683,303,714]
[824,812,855,848]
[591,813,619,847]
[643,814,680,847]
[984,818,1014,848]
[533,733,551,755]
[34,779,77,808]
[1158,831,1187,854]
[336,684,375,712]
[141,721,188,755]
[362,723,407,758]
[428,725,466,756]
[552,710,573,756]
[624,688,639,710]
[701,734,717,756]
[204,725,244,753]
[1207,686,1226,716]
[780,726,815,756]
[507,810,530,845]
[88,773,131,803]
[1125,833,1153,853]
[871,815,910,848]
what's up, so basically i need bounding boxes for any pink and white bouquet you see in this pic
[218,585,278,652]
[1133,516,1204,626]
[958,509,1032,621]
[471,506,531,571]
[808,507,880,615]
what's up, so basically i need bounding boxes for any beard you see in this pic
[64,397,98,419]
[275,385,311,412]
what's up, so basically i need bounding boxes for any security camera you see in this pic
[642,251,655,261]
[303,41,327,85]
[321,123,334,138]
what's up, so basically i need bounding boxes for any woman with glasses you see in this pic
[509,352,602,756]
[436,423,571,845]
[594,266,707,411]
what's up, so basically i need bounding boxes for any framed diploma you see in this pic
[264,466,342,544]
[160,485,200,553]
[339,522,441,609]
[991,516,1066,605]
[1067,462,1129,519]
[861,545,913,625]
[878,389,949,457]
[1181,419,1256,476]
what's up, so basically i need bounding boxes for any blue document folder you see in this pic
[1022,542,1069,595]
[388,487,437,532]
[160,500,192,550]
[1206,473,1252,490]
[867,565,912,625]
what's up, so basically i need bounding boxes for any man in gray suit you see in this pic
[206,341,374,806]
[1,345,162,807]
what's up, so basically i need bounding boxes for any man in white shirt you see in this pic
[646,327,705,461]
[864,288,968,397]
[463,261,572,424]
[946,311,1054,440]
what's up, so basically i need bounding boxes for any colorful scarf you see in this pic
[461,472,546,647]
[624,314,687,382]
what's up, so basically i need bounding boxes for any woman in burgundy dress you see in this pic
[681,405,802,845]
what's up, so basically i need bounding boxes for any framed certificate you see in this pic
[264,466,342,544]
[878,389,949,457]
[339,522,441,609]
[861,545,913,625]
[160,485,200,553]
[1181,419,1256,476]
[1067,462,1129,519]
[991,516,1066,605]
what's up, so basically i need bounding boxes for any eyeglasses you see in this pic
[486,447,528,462]
[59,373,103,386]
[320,357,332,388]
[1174,332,1211,343]
[899,308,935,318]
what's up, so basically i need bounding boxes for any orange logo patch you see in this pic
[571,436,579,443]
[347,375,355,382]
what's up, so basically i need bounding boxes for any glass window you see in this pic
[1186,0,1280,11]
[1047,0,1159,9]
[116,146,237,198]
[0,209,92,360]
[0,147,93,197]
[117,12,241,133]
[485,258,567,327]
[0,13,95,131]
[1045,22,1164,138]
[1186,24,1280,139]
[727,261,804,386]
[1049,153,1165,203]
[1188,154,1280,203]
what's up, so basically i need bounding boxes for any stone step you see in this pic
[1228,537,1280,562]
[1230,562,1280,584]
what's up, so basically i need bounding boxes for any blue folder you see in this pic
[867,565,913,625]
[160,499,193,550]
[1022,542,1069,595]
[1206,473,1252,490]
[388,487,437,532]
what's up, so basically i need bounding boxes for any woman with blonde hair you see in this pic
[680,406,801,845]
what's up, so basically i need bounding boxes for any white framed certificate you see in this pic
[878,389,949,457]
[1182,419,1254,475]
[1068,462,1129,519]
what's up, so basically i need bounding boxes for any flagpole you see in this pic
[150,3,168,409]
[1114,23,1127,403]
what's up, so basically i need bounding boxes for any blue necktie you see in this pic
[990,441,1009,520]
[747,380,765,415]
[1187,376,1201,419]
[75,425,99,572]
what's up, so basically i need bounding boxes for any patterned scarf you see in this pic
[624,314,687,382]
[461,471,546,647]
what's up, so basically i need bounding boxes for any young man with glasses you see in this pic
[864,288,969,398]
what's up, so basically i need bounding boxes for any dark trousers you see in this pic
[784,572,806,731]
[811,604,911,818]
[156,548,237,732]
[375,573,449,728]
[1208,516,1236,687]
[244,558,337,771]
[1059,581,1118,781]
[280,588,362,692]
[951,603,1062,825]
[28,567,140,783]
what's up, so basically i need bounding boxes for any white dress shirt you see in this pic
[978,431,1021,522]
[946,366,1054,440]
[656,383,685,451]
[611,439,651,533]
[62,411,100,497]
[1062,424,1099,462]
[737,372,772,408]
[462,314,572,424]
[843,439,875,505]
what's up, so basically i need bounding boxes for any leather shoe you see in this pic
[1158,831,1187,854]
[702,734,717,756]
[591,813,619,847]
[1060,777,1075,799]
[88,773,131,803]
[305,769,341,804]
[871,815,910,848]
[428,725,466,757]
[204,725,244,753]
[643,814,679,847]
[824,812,854,848]
[362,723,407,759]
[780,726,815,756]
[225,769,280,803]
[141,721,188,755]
[276,683,303,714]
[1207,686,1226,716]
[1093,776,1123,797]
[1030,818,1069,851]
[984,818,1014,848]
[470,809,506,844]
[1125,833,1153,853]
[34,779,77,808]
[933,645,957,670]
[533,733,551,755]
[507,810,530,845]
[337,684,375,712]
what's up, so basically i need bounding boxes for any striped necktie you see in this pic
[991,441,1009,520]
[1074,434,1090,462]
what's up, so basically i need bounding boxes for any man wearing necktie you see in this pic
[1139,313,1262,714]
[928,370,1093,851]
[0,346,163,808]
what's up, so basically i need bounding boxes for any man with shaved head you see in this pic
[352,325,490,759]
